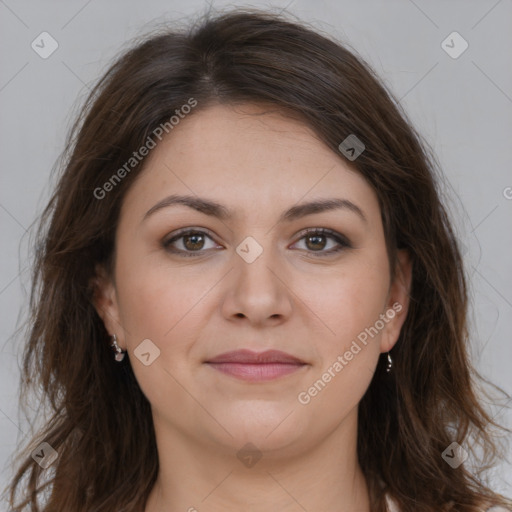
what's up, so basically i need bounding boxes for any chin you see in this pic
[210,408,307,453]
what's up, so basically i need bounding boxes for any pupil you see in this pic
[185,233,204,250]
[307,235,326,251]
[182,233,328,252]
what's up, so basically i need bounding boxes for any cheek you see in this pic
[306,256,390,346]
[296,263,389,419]
[114,264,207,405]
[117,266,206,342]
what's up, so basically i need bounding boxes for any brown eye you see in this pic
[292,228,351,256]
[163,229,221,257]
[182,232,206,251]
[305,233,328,251]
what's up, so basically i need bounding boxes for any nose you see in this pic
[219,237,293,327]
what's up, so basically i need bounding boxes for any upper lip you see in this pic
[206,349,306,365]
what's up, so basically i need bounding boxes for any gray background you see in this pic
[1,0,511,503]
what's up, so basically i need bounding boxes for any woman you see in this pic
[5,8,511,512]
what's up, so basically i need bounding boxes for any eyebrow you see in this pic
[142,194,367,224]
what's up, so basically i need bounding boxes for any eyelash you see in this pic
[162,227,351,258]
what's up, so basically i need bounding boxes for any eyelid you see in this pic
[291,227,352,256]
[162,227,351,257]
[293,227,351,247]
[162,227,221,252]
[163,226,217,242]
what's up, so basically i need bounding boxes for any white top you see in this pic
[385,494,400,512]
[385,494,510,511]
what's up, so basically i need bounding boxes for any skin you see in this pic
[93,103,412,512]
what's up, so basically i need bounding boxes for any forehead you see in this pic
[121,103,380,225]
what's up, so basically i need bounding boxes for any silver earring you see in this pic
[110,334,125,362]
[386,352,393,373]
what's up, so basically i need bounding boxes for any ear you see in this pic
[380,249,412,353]
[90,263,126,350]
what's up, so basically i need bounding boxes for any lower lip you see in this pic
[206,362,306,382]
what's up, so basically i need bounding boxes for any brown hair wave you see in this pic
[4,8,511,512]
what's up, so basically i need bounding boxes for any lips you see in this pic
[205,349,305,365]
[205,349,308,382]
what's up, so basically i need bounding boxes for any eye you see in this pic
[162,227,351,258]
[291,228,351,256]
[162,228,221,257]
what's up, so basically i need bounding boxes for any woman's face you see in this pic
[94,102,411,458]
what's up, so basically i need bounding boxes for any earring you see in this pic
[110,334,126,362]
[386,352,393,373]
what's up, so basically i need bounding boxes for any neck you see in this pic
[144,408,371,512]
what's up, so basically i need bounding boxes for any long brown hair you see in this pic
[4,8,511,512]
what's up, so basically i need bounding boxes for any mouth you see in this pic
[204,349,309,382]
